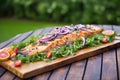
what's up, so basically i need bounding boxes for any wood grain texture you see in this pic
[66,60,87,80]
[32,72,51,80]
[101,50,118,80]
[102,25,112,30]
[7,31,33,47]
[0,34,21,49]
[83,54,102,80]
[0,67,6,76]
[112,25,120,32]
[116,48,120,80]
[0,71,15,80]
[49,66,69,80]
[113,25,120,80]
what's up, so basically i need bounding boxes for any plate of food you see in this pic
[0,24,120,78]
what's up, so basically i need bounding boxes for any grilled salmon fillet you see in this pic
[20,25,103,56]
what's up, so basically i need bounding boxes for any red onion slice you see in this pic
[40,33,58,43]
[81,37,86,47]
[55,27,70,35]
[40,24,86,43]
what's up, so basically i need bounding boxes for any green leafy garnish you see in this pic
[11,33,115,63]
[12,35,42,49]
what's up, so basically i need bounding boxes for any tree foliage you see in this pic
[0,0,120,24]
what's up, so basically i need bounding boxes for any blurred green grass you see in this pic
[0,19,67,43]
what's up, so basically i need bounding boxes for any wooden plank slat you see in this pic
[49,66,69,80]
[32,72,51,80]
[101,50,118,80]
[116,48,120,80]
[0,67,6,77]
[0,34,21,48]
[112,25,120,33]
[0,71,15,80]
[66,60,87,80]
[102,25,112,30]
[113,25,120,80]
[83,54,102,80]
[7,31,33,46]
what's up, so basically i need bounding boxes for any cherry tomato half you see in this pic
[46,51,52,59]
[14,60,22,67]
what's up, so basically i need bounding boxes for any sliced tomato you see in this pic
[0,51,10,61]
[102,38,108,43]
[14,60,22,67]
[14,48,18,53]
[102,30,115,36]
[46,51,52,59]
[10,48,18,58]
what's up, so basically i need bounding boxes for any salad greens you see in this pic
[11,33,115,63]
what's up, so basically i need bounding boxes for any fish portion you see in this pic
[20,25,103,56]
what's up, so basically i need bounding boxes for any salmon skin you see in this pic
[20,24,103,56]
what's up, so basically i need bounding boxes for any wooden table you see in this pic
[0,25,120,80]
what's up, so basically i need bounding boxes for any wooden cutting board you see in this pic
[0,40,120,79]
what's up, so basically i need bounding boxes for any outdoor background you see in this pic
[0,0,120,43]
